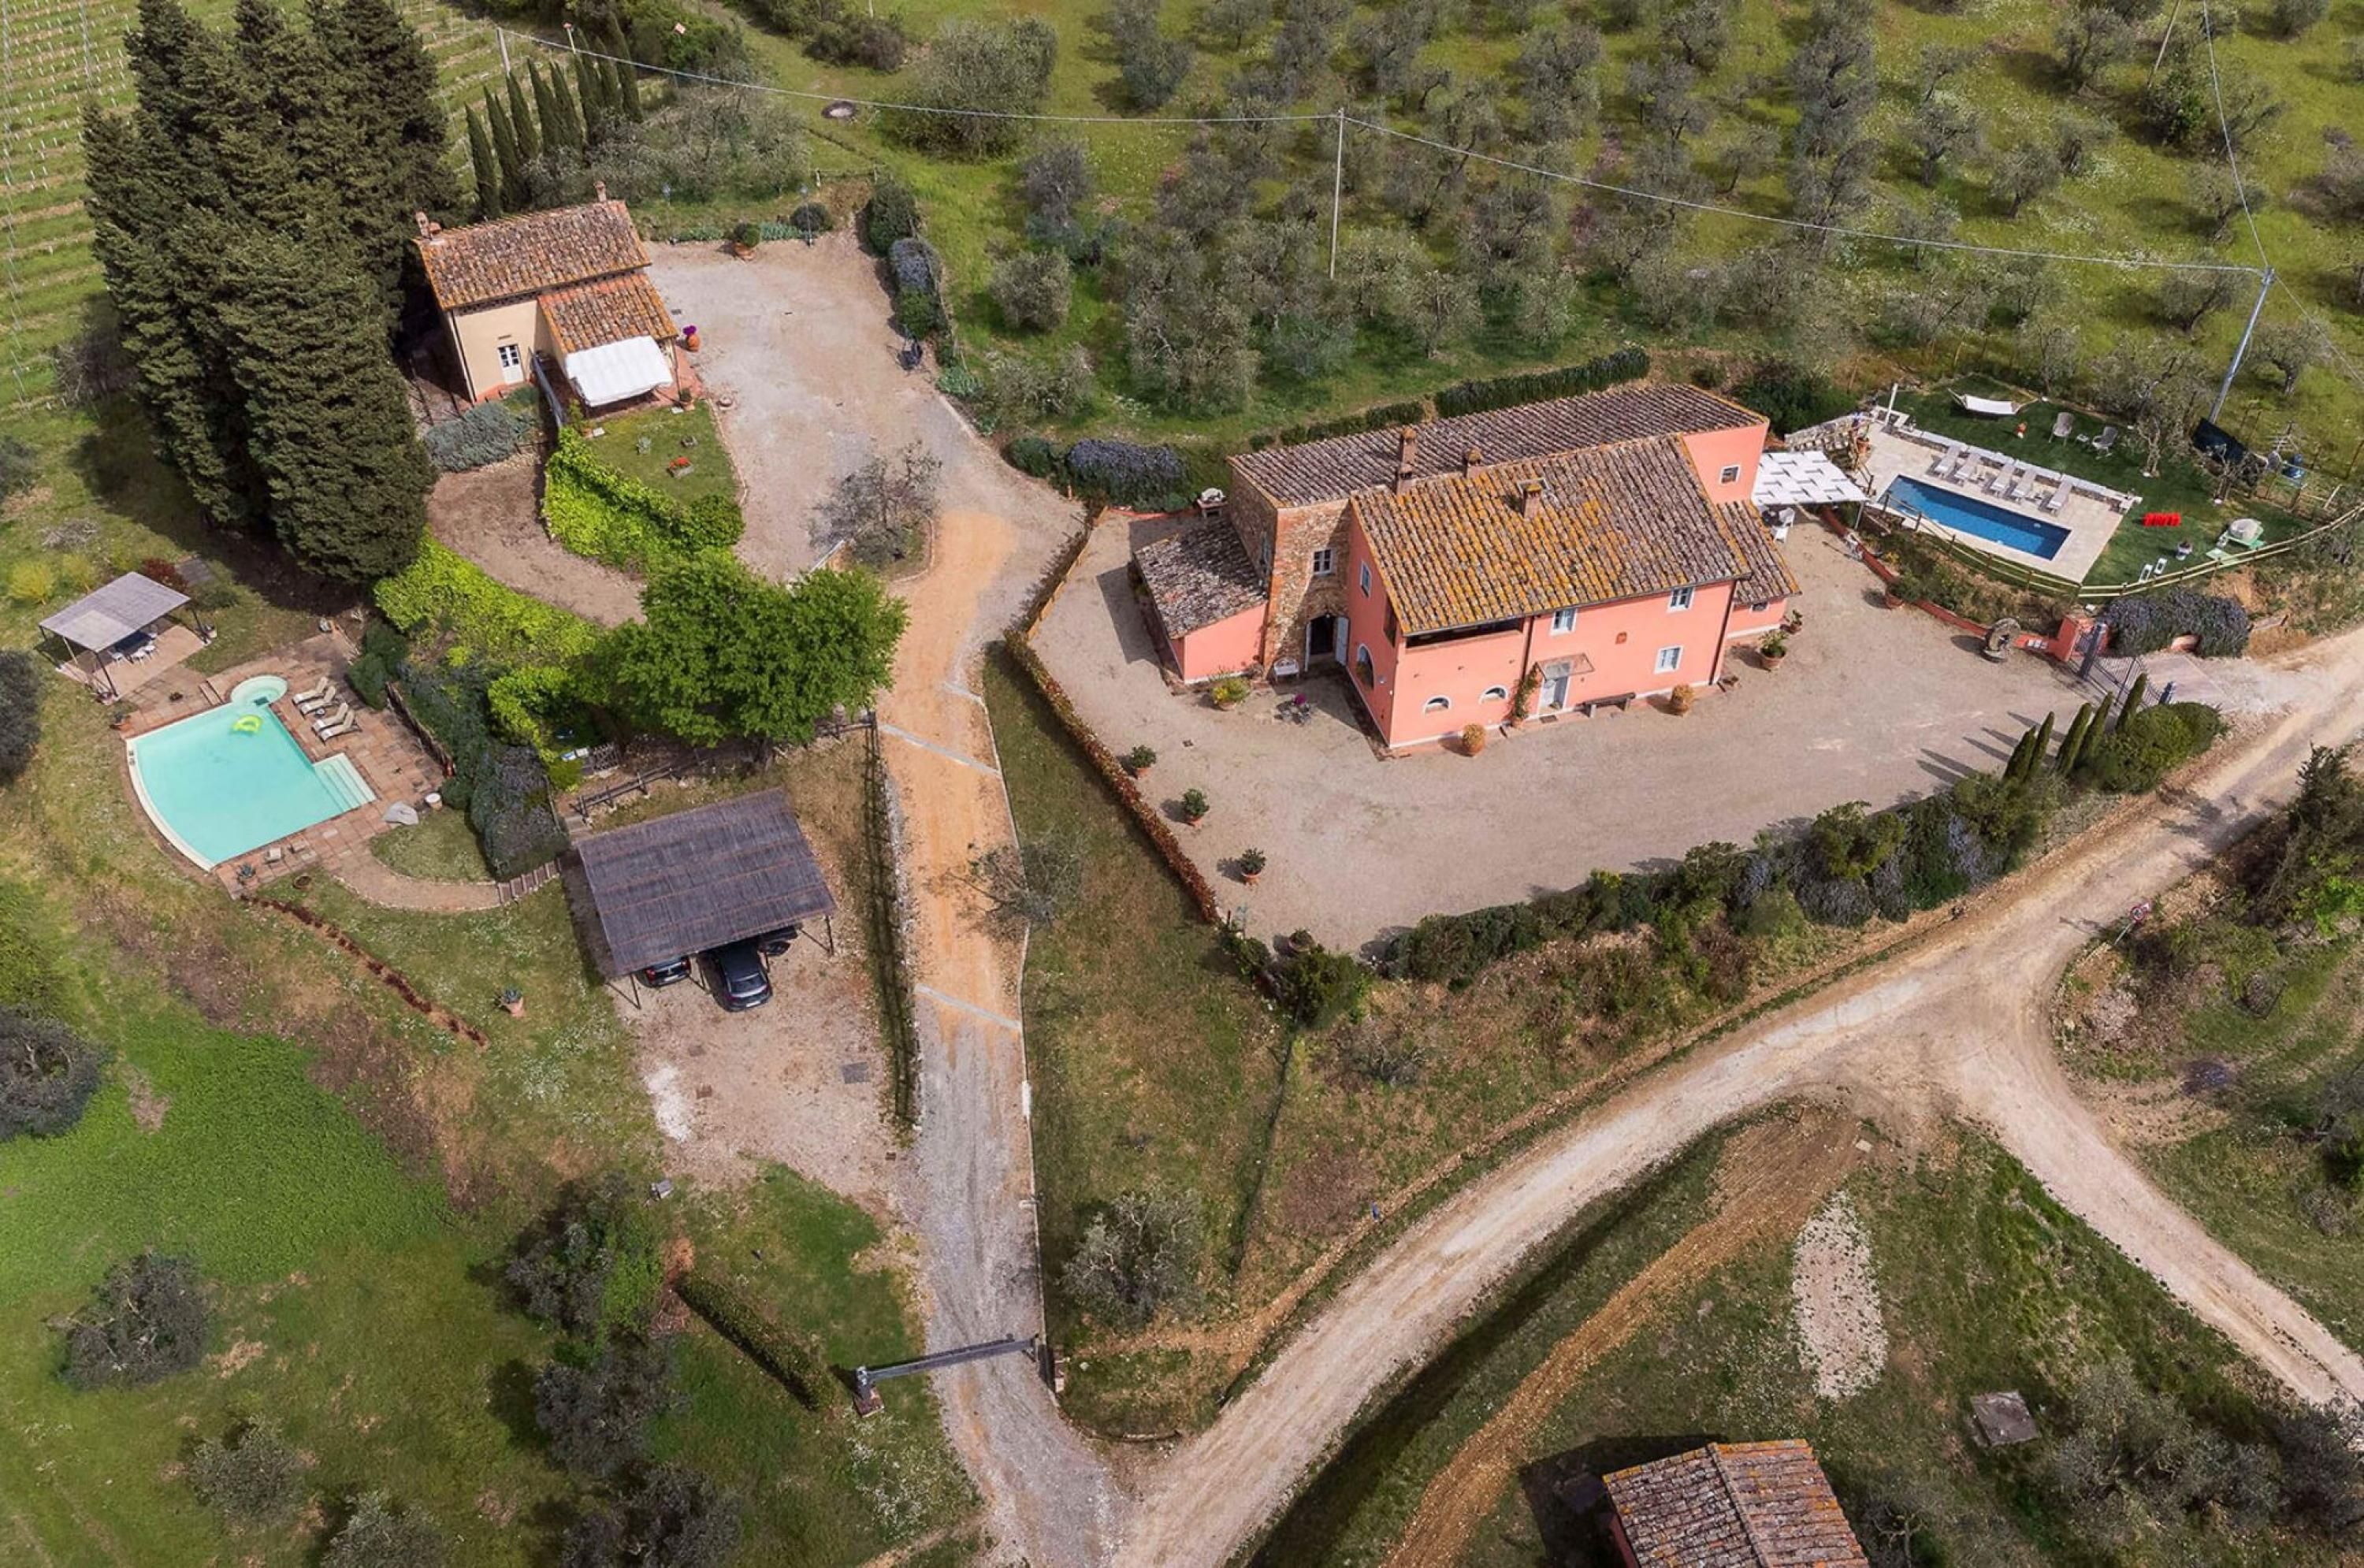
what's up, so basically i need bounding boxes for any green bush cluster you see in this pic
[422,392,538,472]
[543,429,745,572]
[1433,347,1650,418]
[1,1007,106,1141]
[673,1270,829,1410]
[1000,434,1188,510]
[375,539,600,668]
[2102,588,2251,658]
[397,664,572,881]
[0,648,43,786]
[507,1173,666,1345]
[1729,359,1857,433]
[1244,399,1426,451]
[345,621,409,710]
[60,1251,210,1389]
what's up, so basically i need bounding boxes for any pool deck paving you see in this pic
[1855,418,2130,582]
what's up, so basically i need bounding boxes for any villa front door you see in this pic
[1307,615,1342,663]
[1539,663,1572,711]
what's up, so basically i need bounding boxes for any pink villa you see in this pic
[1133,383,1799,749]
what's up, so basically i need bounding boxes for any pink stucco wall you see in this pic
[1172,602,1265,684]
[1678,422,1769,504]
[1342,507,1741,749]
[1725,596,1790,638]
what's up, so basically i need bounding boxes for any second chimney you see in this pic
[1515,478,1545,518]
[595,180,609,203]
[1461,444,1482,478]
[1392,426,1419,492]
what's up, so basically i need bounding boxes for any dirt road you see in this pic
[1120,628,2364,1568]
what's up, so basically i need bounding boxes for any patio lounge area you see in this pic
[39,571,212,699]
[1822,411,2137,582]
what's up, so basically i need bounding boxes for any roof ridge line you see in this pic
[1704,1443,1779,1568]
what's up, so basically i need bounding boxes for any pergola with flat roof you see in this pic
[561,791,838,984]
[39,572,194,698]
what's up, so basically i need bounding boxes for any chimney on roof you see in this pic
[1461,444,1482,478]
[1515,477,1545,519]
[1392,426,1418,493]
[595,180,608,203]
[413,210,440,242]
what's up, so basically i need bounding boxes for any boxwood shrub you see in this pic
[673,1271,828,1410]
[1245,399,1427,451]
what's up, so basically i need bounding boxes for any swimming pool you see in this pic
[126,674,376,869]
[1883,475,2072,562]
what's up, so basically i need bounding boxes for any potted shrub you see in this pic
[108,701,134,730]
[1239,847,1266,885]
[1180,787,1210,825]
[1667,683,1697,715]
[1461,723,1487,756]
[500,986,525,1019]
[729,221,761,258]
[1759,630,1790,668]
[1124,744,1157,778]
[1210,676,1250,710]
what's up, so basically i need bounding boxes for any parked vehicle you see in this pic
[707,941,772,1011]
[641,956,693,988]
[754,924,801,958]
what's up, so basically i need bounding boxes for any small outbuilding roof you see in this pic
[415,199,649,312]
[1604,1440,1867,1568]
[1752,450,1868,509]
[542,272,678,356]
[1136,519,1267,637]
[39,571,189,652]
[563,793,836,979]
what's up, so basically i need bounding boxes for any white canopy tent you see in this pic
[564,336,673,409]
[1752,450,1868,510]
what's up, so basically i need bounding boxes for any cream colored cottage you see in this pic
[414,188,679,408]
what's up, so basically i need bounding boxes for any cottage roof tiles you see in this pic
[1721,500,1801,607]
[542,272,678,356]
[1137,519,1267,637]
[1232,383,1762,508]
[1604,1440,1868,1568]
[416,200,649,312]
[1354,436,1765,636]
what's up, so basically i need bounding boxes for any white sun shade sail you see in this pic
[565,336,673,408]
[1752,450,1868,509]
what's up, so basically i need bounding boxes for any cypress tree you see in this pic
[610,54,641,122]
[548,63,587,155]
[507,72,541,169]
[2091,688,2117,743]
[2005,726,2036,782]
[219,229,432,583]
[466,106,504,220]
[315,0,456,222]
[484,87,528,213]
[2119,673,2147,726]
[2033,710,2056,770]
[574,50,610,143]
[2055,704,2094,775]
[529,64,568,158]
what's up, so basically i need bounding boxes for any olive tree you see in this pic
[1061,1188,1204,1327]
[61,1253,209,1389]
[2252,318,2330,396]
[2,1008,103,1139]
[988,248,1074,333]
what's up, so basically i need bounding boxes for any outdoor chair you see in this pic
[1945,451,1972,481]
[2004,474,2027,501]
[2092,425,2119,455]
[1927,443,1955,475]
[296,688,337,714]
[2050,411,2076,440]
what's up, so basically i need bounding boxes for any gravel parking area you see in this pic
[1032,520,2121,947]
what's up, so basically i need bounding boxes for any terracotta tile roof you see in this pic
[1719,500,1801,606]
[1232,383,1763,508]
[1136,519,1267,637]
[1353,437,1754,636]
[415,200,649,311]
[1605,1440,1868,1568]
[541,272,678,356]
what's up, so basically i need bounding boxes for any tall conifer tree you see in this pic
[483,87,528,212]
[548,64,586,154]
[573,51,609,143]
[528,64,566,160]
[466,105,503,220]
[507,72,541,168]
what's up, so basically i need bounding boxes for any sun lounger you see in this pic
[2042,484,2067,514]
[1927,442,1957,475]
[296,691,337,715]
[317,719,358,741]
[2003,470,2028,500]
[292,678,333,706]
[2091,425,2119,456]
[310,704,351,734]
[1944,451,1972,481]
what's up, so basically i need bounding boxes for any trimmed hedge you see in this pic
[2102,588,2251,658]
[375,540,599,668]
[1433,347,1649,418]
[888,236,942,299]
[1064,439,1187,509]
[674,1271,829,1412]
[1245,399,1427,451]
[543,429,745,572]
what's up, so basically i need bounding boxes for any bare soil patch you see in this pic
[426,452,641,627]
[118,1065,169,1132]
[1790,1191,1888,1400]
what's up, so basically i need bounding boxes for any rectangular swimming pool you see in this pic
[126,677,374,869]
[1883,475,2072,562]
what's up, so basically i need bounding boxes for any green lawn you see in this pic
[369,808,495,882]
[1258,1127,2335,1568]
[582,400,742,512]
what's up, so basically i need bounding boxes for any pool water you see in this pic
[1883,475,2072,562]
[126,675,375,869]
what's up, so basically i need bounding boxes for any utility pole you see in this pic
[2149,0,2184,85]
[2210,266,2273,423]
[497,24,510,72]
[1328,108,1346,281]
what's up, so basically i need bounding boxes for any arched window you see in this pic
[1354,645,1374,687]
[1423,695,1452,712]
[1481,686,1508,701]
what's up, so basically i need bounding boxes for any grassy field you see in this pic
[1258,1125,2332,1568]
[370,807,496,881]
[2061,916,2364,1358]
[582,399,742,512]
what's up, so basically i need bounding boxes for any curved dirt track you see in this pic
[1119,626,2364,1568]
